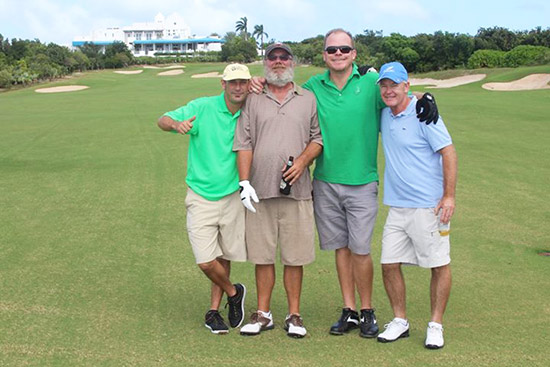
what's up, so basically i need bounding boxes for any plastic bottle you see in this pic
[279,156,294,195]
[438,220,450,236]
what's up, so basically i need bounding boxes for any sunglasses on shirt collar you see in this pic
[324,46,354,54]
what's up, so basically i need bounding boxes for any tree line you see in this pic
[0,36,136,88]
[287,26,550,72]
[1,26,550,89]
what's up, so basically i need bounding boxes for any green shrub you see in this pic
[399,47,421,72]
[467,49,505,68]
[135,56,153,64]
[28,54,64,79]
[221,36,257,63]
[312,54,324,67]
[502,45,550,67]
[227,54,245,63]
[192,51,221,62]
[104,53,131,68]
[0,68,14,88]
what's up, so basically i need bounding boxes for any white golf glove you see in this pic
[239,180,259,213]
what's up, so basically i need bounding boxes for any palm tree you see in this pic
[235,17,248,40]
[253,25,269,56]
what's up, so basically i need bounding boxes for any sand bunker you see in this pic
[410,74,486,88]
[482,74,550,91]
[192,72,222,79]
[114,70,143,74]
[164,65,186,69]
[142,65,185,69]
[35,85,89,93]
[158,69,184,76]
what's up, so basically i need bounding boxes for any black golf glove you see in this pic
[357,65,377,76]
[415,93,439,125]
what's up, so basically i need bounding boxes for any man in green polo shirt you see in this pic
[157,63,251,335]
[302,29,383,339]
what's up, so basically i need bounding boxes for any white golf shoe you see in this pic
[425,322,444,349]
[240,310,274,335]
[377,317,410,343]
[284,314,307,338]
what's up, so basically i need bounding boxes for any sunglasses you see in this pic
[267,54,292,61]
[325,46,354,54]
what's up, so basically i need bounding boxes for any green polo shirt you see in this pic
[304,64,385,185]
[164,93,240,201]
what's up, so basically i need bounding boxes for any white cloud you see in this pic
[374,0,428,19]
[351,0,429,22]
[179,1,248,36]
[263,0,316,16]
[18,1,90,45]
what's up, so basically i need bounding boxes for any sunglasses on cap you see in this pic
[324,46,354,54]
[267,54,292,61]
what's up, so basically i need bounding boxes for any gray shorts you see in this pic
[313,180,379,255]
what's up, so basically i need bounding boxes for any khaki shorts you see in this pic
[185,188,246,264]
[381,207,450,268]
[245,198,315,266]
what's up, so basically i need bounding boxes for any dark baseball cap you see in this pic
[265,43,293,58]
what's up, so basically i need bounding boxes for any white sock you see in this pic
[395,317,408,325]
[428,321,442,328]
[258,310,271,318]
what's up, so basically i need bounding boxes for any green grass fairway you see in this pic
[1,63,549,366]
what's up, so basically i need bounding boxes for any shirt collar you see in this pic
[321,63,361,87]
[390,95,417,118]
[218,92,242,118]
[262,81,302,95]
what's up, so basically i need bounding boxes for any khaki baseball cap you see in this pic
[222,63,251,81]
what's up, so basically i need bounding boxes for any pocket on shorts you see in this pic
[365,181,379,197]
[413,209,450,267]
[185,188,197,209]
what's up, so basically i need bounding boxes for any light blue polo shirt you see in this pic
[381,96,452,208]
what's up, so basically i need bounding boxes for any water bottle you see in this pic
[279,156,294,195]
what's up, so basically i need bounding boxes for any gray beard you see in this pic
[264,66,294,87]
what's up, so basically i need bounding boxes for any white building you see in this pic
[72,13,224,56]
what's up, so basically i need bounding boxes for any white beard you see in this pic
[264,65,294,87]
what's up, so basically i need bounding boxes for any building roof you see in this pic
[72,38,223,47]
[72,41,115,46]
[133,38,224,45]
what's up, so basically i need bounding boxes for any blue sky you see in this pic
[1,0,549,46]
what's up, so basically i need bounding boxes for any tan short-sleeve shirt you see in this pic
[233,83,322,200]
